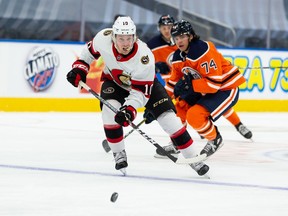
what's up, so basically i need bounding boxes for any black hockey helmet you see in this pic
[171,20,196,37]
[158,14,175,26]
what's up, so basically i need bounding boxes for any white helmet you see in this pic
[112,16,136,42]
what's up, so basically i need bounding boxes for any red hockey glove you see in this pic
[66,60,90,87]
[114,105,137,127]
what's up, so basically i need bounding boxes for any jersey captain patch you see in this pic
[103,30,112,36]
[141,55,149,64]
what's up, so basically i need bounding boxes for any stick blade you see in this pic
[175,154,207,164]
[102,139,111,153]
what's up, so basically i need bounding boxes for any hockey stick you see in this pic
[102,118,146,153]
[240,66,288,70]
[79,81,206,164]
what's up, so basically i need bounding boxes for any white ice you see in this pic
[0,112,287,216]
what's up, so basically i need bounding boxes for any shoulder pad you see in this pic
[171,49,182,61]
[147,35,167,50]
[187,40,209,60]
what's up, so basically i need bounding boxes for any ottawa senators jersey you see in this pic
[79,28,155,109]
[147,34,177,66]
[165,40,246,95]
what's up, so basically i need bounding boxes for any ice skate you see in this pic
[235,122,253,139]
[113,150,128,175]
[190,160,209,176]
[154,141,180,158]
[200,128,223,157]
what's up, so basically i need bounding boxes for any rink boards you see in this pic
[0,40,287,112]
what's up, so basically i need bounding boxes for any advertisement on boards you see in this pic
[0,40,287,111]
[222,48,288,99]
[0,41,104,98]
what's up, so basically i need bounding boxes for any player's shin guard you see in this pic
[157,110,197,158]
[171,127,196,157]
[104,124,125,151]
[104,124,127,173]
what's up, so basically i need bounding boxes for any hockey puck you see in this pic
[110,192,118,202]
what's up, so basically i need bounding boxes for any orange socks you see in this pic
[223,108,240,126]
[186,104,217,140]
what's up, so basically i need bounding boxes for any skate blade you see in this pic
[207,142,224,160]
[119,168,127,176]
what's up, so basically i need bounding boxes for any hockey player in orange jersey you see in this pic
[146,14,177,86]
[162,20,252,158]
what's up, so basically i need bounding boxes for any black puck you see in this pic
[110,192,118,202]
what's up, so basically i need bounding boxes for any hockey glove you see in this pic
[66,60,90,87]
[174,74,202,106]
[174,74,193,98]
[143,109,155,124]
[155,62,170,75]
[115,105,137,127]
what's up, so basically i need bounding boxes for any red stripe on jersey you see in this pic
[131,79,154,98]
[100,72,113,82]
[131,79,154,85]
[112,43,138,62]
[87,40,101,59]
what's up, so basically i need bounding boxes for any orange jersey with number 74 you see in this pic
[166,40,246,95]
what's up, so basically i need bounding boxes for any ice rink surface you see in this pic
[0,112,287,216]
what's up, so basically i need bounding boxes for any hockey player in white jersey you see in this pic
[66,16,209,176]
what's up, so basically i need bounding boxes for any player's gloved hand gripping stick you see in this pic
[79,81,206,164]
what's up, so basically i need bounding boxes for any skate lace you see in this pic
[190,161,204,171]
[238,124,250,136]
[163,143,177,152]
[203,141,216,153]
[114,151,127,163]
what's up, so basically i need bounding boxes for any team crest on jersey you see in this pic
[24,46,59,92]
[109,69,131,88]
[167,52,174,67]
[118,74,131,87]
[182,67,202,79]
[103,30,112,36]
[141,55,149,65]
[102,87,115,94]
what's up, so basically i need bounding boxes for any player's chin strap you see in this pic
[79,81,206,164]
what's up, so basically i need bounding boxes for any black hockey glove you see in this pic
[174,74,193,98]
[115,105,137,127]
[174,74,202,106]
[155,62,170,75]
[66,60,90,87]
[143,109,156,124]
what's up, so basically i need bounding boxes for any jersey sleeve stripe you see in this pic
[88,40,101,59]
